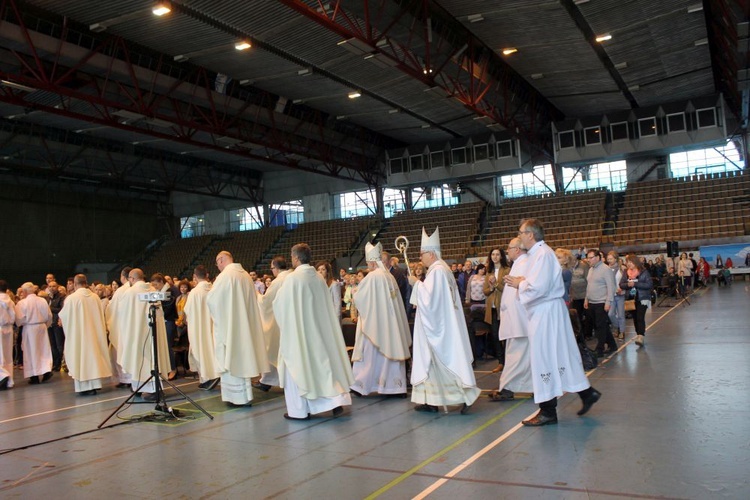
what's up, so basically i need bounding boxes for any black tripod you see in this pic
[676,276,691,306]
[99,303,213,428]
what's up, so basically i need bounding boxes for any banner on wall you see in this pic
[698,243,750,269]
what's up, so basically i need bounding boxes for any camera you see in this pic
[137,291,170,302]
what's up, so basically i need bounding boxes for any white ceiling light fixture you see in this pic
[467,14,484,23]
[235,40,252,51]
[0,80,37,92]
[502,48,518,55]
[614,62,628,70]
[687,4,703,13]
[694,38,708,46]
[297,68,312,76]
[173,54,189,62]
[595,34,612,42]
[152,2,171,16]
[531,73,544,80]
[348,91,362,99]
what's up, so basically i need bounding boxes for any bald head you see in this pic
[21,282,35,295]
[216,251,233,272]
[128,268,145,282]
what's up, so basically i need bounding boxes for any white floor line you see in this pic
[0,380,199,424]
[412,298,686,499]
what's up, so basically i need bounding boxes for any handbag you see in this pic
[578,342,598,371]
[624,299,636,311]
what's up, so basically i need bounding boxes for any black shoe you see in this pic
[489,389,515,402]
[79,389,98,396]
[578,388,602,416]
[252,381,271,392]
[283,413,310,421]
[383,393,408,399]
[0,376,9,390]
[349,389,363,397]
[52,366,61,372]
[42,372,53,382]
[116,382,130,389]
[141,393,158,402]
[225,401,252,407]
[414,404,438,413]
[460,403,471,415]
[332,406,344,417]
[29,376,40,385]
[198,380,210,390]
[206,378,220,391]
[522,412,558,426]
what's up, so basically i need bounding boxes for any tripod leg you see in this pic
[97,376,155,428]
[160,376,214,420]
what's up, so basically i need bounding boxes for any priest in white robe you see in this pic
[408,228,480,414]
[105,267,133,388]
[206,251,269,406]
[116,269,171,399]
[491,238,532,402]
[350,241,411,397]
[0,280,15,389]
[15,282,53,384]
[59,274,113,395]
[273,243,354,420]
[504,219,601,426]
[184,265,220,390]
[256,256,292,390]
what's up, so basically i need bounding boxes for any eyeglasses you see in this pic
[507,246,520,250]
[587,255,598,260]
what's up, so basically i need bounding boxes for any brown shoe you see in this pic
[491,364,504,373]
[522,412,558,426]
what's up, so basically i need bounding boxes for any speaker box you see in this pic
[666,241,679,258]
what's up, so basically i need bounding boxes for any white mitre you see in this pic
[365,241,386,270]
[420,227,441,258]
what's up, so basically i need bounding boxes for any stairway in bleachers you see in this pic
[470,189,608,257]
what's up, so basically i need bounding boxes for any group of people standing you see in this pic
[1,217,609,427]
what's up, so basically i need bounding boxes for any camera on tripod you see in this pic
[137,291,170,302]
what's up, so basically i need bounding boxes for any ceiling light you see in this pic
[614,62,628,70]
[595,34,612,42]
[0,80,37,92]
[173,54,189,62]
[629,85,640,91]
[687,4,703,13]
[152,2,171,16]
[297,68,312,76]
[239,79,253,85]
[531,73,544,80]
[502,48,518,55]
[89,23,107,33]
[694,38,708,46]
[235,40,251,51]
[348,91,361,99]
[388,108,400,114]
[467,14,484,23]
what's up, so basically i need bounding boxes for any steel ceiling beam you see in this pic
[0,0,386,186]
[278,0,563,161]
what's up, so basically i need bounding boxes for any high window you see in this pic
[669,144,744,178]
[180,215,204,238]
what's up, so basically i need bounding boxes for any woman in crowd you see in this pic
[465,263,487,305]
[620,254,653,347]
[483,247,510,372]
[263,276,273,292]
[606,251,626,339]
[677,252,693,293]
[174,279,191,347]
[696,257,711,287]
[316,261,342,319]
[554,248,575,306]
